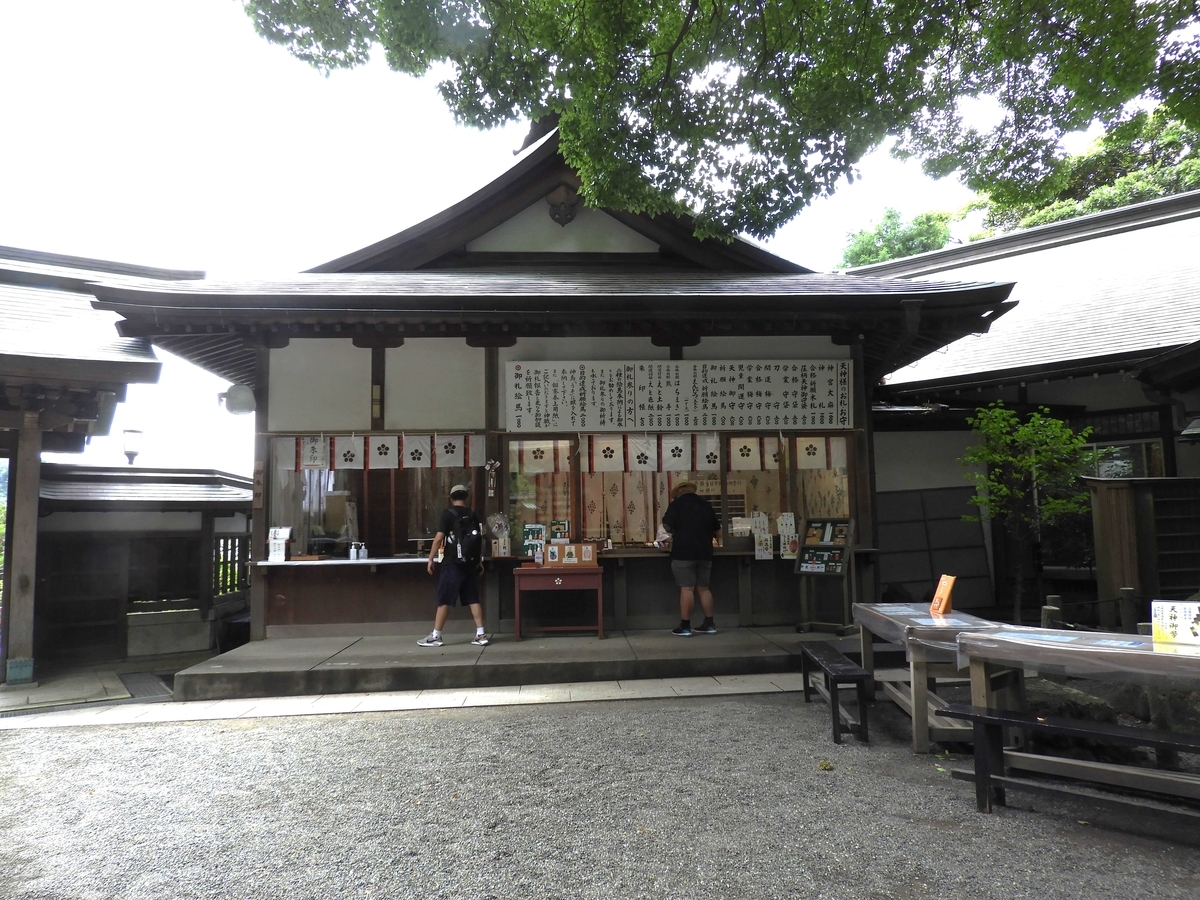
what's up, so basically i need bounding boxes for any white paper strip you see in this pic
[695,433,720,471]
[299,436,328,469]
[660,433,691,471]
[830,435,848,469]
[369,435,399,469]
[763,436,780,470]
[332,435,364,470]
[403,434,432,468]
[729,436,761,471]
[435,434,465,468]
[590,435,625,472]
[467,433,486,467]
[627,434,658,471]
[274,436,297,474]
[796,436,827,469]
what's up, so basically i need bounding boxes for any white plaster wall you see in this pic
[874,431,981,493]
[1176,441,1200,477]
[466,203,659,253]
[385,339,486,430]
[268,339,371,432]
[39,511,203,533]
[215,512,249,533]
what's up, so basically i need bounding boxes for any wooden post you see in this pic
[1119,586,1138,634]
[5,412,41,683]
[198,511,215,620]
[1041,595,1061,629]
[249,343,269,641]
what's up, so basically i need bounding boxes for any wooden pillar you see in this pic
[5,412,41,683]
[851,344,877,603]
[250,344,270,641]
[198,511,215,619]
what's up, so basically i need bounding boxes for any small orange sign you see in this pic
[930,574,956,616]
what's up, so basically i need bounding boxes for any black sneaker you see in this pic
[693,622,717,634]
[672,626,693,636]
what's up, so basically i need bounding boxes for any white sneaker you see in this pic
[417,633,443,647]
[471,634,490,646]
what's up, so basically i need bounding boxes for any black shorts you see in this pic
[436,562,480,607]
[671,559,712,588]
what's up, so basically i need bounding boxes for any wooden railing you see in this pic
[213,533,251,599]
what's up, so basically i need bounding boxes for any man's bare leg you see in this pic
[679,586,695,622]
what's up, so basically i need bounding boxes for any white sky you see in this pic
[5,1,981,476]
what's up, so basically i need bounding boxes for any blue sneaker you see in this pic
[693,622,717,634]
[672,626,692,636]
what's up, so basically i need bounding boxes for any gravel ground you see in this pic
[1,694,1198,900]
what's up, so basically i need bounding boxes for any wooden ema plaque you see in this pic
[542,543,600,567]
[930,574,956,615]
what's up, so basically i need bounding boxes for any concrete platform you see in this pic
[174,627,853,701]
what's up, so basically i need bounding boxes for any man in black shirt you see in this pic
[661,481,721,636]
[419,484,489,647]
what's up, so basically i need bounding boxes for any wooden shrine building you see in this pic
[85,129,1015,641]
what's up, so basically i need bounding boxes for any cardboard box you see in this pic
[543,542,600,567]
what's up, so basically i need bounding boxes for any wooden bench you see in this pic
[800,641,871,744]
[941,703,1200,821]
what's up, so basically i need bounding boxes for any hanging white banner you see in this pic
[521,441,557,474]
[435,434,465,468]
[467,433,486,467]
[368,435,399,469]
[402,434,432,468]
[830,435,848,469]
[660,434,691,471]
[274,436,297,474]
[695,433,720,471]
[332,435,364,470]
[589,435,625,472]
[796,436,828,469]
[763,436,781,471]
[627,434,658,471]
[729,436,761,471]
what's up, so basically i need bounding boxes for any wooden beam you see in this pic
[5,412,41,683]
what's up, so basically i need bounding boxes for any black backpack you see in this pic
[448,509,484,566]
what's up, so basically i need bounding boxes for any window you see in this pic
[507,438,575,541]
[794,435,850,520]
[727,435,789,528]
[1087,439,1164,478]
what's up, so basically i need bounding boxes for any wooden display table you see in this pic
[512,566,604,641]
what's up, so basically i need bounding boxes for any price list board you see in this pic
[506,360,851,432]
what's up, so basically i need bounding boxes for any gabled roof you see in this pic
[307,130,810,275]
[849,190,1200,394]
[39,464,253,511]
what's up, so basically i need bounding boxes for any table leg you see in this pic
[859,626,875,695]
[514,583,522,642]
[910,643,930,753]
[596,583,605,639]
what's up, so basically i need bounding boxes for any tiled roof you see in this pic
[859,196,1200,390]
[0,281,159,371]
[39,465,252,509]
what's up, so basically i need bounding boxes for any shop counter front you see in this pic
[256,550,855,638]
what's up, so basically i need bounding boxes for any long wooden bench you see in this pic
[941,703,1200,820]
[800,641,871,744]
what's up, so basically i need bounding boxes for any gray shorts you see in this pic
[671,559,712,588]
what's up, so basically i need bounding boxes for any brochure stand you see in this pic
[794,518,857,634]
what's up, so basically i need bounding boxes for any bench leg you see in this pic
[856,679,870,743]
[910,645,930,753]
[972,720,1007,812]
[828,672,842,744]
[801,654,812,703]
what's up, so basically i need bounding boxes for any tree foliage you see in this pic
[840,207,951,267]
[961,403,1099,620]
[241,1,1200,239]
[980,110,1200,231]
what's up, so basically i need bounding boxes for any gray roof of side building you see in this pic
[847,190,1200,393]
[0,246,204,385]
[39,464,253,511]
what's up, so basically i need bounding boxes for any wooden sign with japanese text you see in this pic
[506,360,851,432]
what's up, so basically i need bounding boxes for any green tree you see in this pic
[840,207,951,267]
[241,1,1200,239]
[961,403,1099,623]
[981,110,1200,232]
